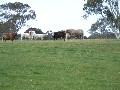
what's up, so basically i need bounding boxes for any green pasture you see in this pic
[0,39,120,90]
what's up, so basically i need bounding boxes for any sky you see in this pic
[1,0,98,37]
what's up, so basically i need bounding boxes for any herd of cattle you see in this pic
[1,29,84,42]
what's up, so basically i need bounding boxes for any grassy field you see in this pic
[0,39,120,90]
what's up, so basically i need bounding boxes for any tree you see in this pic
[0,2,36,33]
[88,32,116,39]
[83,0,120,38]
[24,27,44,34]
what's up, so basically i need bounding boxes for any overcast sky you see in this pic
[1,0,98,37]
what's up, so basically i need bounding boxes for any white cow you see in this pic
[20,31,36,41]
[20,33,30,41]
[29,31,36,40]
[34,34,47,40]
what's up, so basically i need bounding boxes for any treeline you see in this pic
[88,32,116,39]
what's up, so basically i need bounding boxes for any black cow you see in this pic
[53,31,66,41]
[2,32,17,42]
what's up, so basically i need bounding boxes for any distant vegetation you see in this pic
[0,2,36,34]
[83,0,120,39]
[88,32,116,39]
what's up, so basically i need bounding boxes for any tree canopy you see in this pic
[83,0,120,37]
[0,2,36,33]
[24,27,44,34]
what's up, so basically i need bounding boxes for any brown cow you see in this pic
[2,32,18,42]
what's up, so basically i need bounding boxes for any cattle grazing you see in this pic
[34,34,47,40]
[2,32,18,42]
[53,31,66,41]
[20,33,30,41]
[66,29,84,39]
[20,31,36,41]
[29,31,36,40]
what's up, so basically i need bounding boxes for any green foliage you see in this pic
[0,2,36,32]
[83,0,103,17]
[83,0,102,14]
[0,2,30,13]
[88,18,112,34]
[0,40,120,89]
[88,32,116,39]
[24,28,44,34]
[83,0,120,35]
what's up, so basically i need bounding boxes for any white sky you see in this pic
[1,0,98,37]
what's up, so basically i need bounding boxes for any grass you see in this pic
[0,39,120,90]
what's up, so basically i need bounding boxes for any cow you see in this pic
[20,33,30,41]
[29,31,36,40]
[34,34,47,40]
[53,31,66,41]
[20,31,36,41]
[2,32,18,42]
[66,29,84,39]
